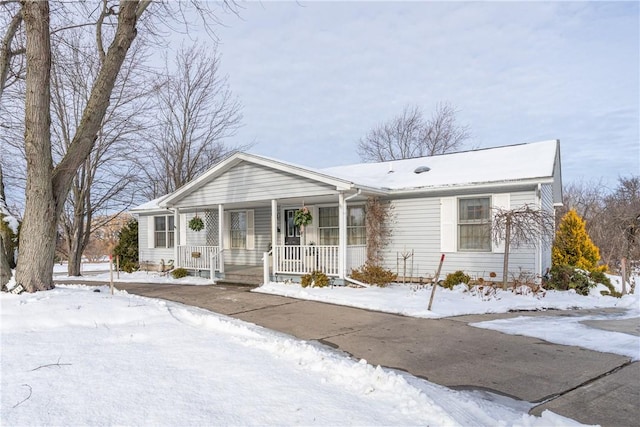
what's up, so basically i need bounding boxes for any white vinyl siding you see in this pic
[491,194,510,253]
[440,197,456,252]
[385,190,539,282]
[174,162,339,207]
[179,213,187,246]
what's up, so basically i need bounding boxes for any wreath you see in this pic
[188,216,204,232]
[293,206,312,228]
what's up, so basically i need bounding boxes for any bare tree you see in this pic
[601,177,640,270]
[16,0,150,292]
[14,0,240,292]
[139,43,244,199]
[0,1,25,102]
[50,30,153,276]
[357,102,470,162]
[491,204,556,288]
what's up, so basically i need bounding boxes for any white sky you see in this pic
[177,1,639,189]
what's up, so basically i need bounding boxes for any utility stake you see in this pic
[109,254,114,295]
[428,254,445,311]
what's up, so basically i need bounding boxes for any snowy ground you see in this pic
[3,268,638,425]
[2,284,584,426]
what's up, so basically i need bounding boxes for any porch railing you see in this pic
[177,245,220,271]
[272,245,367,277]
[346,245,367,271]
[273,245,340,276]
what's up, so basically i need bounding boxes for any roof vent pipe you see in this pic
[388,162,394,173]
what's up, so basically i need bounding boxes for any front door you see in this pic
[284,209,301,246]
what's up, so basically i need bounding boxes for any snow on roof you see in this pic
[131,140,559,211]
[130,195,171,212]
[321,140,559,191]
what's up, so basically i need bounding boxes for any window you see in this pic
[154,215,174,248]
[318,206,366,245]
[347,206,366,245]
[458,197,490,251]
[230,211,247,249]
[318,207,338,245]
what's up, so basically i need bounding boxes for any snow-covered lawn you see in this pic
[4,268,638,425]
[255,280,638,319]
[1,285,582,426]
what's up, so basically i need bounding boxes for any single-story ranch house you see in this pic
[131,139,562,285]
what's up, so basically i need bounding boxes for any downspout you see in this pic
[536,183,542,279]
[341,189,362,279]
[173,207,180,268]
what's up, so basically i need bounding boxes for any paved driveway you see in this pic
[64,280,639,426]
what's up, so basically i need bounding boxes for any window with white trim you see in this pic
[318,207,338,245]
[458,197,491,251]
[154,215,175,248]
[230,211,247,249]
[347,206,366,245]
[318,206,366,245]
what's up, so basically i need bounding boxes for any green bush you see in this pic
[546,264,609,296]
[349,264,397,287]
[442,270,471,289]
[301,270,330,288]
[171,268,189,279]
[113,219,138,272]
[120,260,138,274]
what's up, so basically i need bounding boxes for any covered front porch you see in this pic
[177,243,367,281]
[171,193,370,284]
[154,152,380,284]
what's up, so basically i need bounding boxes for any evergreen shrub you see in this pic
[546,265,613,296]
[349,264,396,287]
[301,270,329,288]
[113,219,138,273]
[442,270,471,289]
[171,268,189,279]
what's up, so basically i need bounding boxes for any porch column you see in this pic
[271,199,278,274]
[338,193,347,279]
[173,208,180,268]
[218,204,225,273]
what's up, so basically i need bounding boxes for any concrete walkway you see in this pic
[63,280,639,426]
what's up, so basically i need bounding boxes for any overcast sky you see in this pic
[186,1,639,188]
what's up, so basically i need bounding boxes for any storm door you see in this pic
[284,209,301,246]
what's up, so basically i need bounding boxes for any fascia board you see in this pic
[387,177,554,196]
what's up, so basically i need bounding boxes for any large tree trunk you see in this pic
[15,0,56,292]
[16,1,145,292]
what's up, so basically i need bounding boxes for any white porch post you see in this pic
[173,208,180,268]
[218,204,225,274]
[338,193,347,279]
[271,199,278,274]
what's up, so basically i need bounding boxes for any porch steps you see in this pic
[215,267,264,286]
